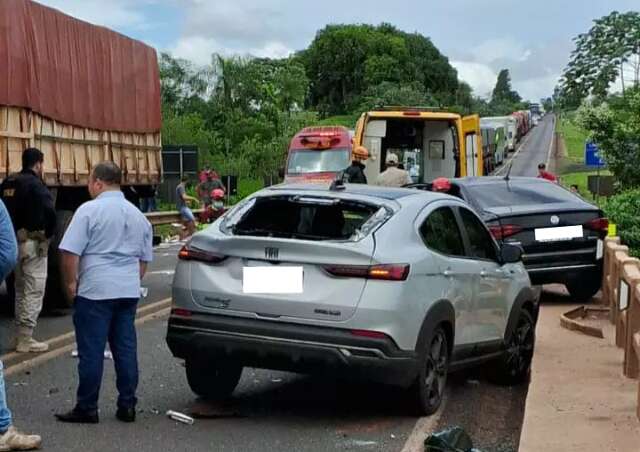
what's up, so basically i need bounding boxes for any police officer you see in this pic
[343,146,369,184]
[0,148,56,353]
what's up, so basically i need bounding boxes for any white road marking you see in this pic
[545,116,555,168]
[493,131,534,176]
[400,394,448,452]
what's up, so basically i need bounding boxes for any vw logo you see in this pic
[550,215,560,225]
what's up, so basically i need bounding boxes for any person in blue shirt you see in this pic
[0,201,42,450]
[55,162,153,424]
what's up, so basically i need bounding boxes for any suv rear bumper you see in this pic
[166,313,419,387]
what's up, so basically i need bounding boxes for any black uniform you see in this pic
[0,169,56,238]
[344,161,368,184]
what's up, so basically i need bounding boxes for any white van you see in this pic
[482,116,517,152]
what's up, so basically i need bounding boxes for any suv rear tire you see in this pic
[489,309,535,385]
[410,326,449,415]
[185,359,243,400]
[566,278,601,302]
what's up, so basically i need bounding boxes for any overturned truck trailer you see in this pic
[0,0,162,306]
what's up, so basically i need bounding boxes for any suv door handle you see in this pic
[443,269,454,278]
[480,270,488,278]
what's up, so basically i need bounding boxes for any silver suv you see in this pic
[167,183,537,415]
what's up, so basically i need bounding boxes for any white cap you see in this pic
[386,153,399,165]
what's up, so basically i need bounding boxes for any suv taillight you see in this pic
[583,217,609,234]
[488,224,523,240]
[178,245,226,264]
[323,264,410,281]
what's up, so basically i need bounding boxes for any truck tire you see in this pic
[185,359,243,400]
[44,210,75,309]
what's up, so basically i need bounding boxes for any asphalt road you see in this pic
[0,116,556,452]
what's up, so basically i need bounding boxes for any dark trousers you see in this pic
[73,297,139,412]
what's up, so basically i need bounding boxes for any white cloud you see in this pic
[169,36,292,66]
[451,61,498,98]
[513,73,559,102]
[37,0,151,30]
[472,38,531,64]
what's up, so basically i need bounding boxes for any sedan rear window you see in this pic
[225,196,388,241]
[466,182,576,208]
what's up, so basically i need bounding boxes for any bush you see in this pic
[602,188,640,256]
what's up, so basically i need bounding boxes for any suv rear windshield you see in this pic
[467,182,576,208]
[226,196,387,241]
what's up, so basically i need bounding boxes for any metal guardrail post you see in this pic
[144,209,205,226]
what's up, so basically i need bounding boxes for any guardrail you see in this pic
[144,209,204,226]
[602,236,640,420]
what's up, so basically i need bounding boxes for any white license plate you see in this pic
[534,225,583,242]
[242,266,303,294]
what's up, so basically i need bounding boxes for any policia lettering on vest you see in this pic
[0,148,57,353]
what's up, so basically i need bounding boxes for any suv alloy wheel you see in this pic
[411,326,449,415]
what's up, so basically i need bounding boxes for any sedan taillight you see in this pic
[583,217,609,233]
[488,224,523,240]
[323,264,410,281]
[178,245,227,264]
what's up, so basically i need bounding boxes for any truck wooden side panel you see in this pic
[0,106,161,187]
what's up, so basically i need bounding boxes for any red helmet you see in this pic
[432,177,451,192]
[211,188,225,200]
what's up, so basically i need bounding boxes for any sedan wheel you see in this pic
[411,326,449,415]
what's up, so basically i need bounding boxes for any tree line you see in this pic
[552,10,640,190]
[160,23,527,180]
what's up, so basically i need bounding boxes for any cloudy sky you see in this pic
[38,0,638,102]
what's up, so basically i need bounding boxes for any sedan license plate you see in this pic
[534,225,583,242]
[243,266,303,294]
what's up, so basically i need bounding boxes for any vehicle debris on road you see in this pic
[166,410,195,425]
[424,426,484,452]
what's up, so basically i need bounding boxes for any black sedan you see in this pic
[410,177,608,300]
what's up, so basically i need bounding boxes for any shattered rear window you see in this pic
[223,196,389,241]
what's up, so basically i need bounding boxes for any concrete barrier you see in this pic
[615,257,640,348]
[634,332,640,421]
[600,238,640,419]
[603,237,621,307]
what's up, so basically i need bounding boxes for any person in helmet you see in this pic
[344,146,369,184]
[432,177,452,194]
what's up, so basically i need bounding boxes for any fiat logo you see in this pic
[550,215,560,225]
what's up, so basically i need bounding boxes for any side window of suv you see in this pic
[420,207,465,257]
[458,207,498,261]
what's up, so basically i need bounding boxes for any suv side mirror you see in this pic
[500,243,523,264]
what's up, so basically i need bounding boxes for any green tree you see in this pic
[491,69,521,104]
[577,87,640,188]
[561,11,640,101]
[357,81,435,111]
[301,24,459,115]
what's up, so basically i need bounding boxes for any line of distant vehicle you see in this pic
[283,104,546,185]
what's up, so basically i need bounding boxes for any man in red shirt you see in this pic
[537,163,558,183]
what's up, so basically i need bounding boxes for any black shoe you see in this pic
[116,407,135,423]
[55,408,99,424]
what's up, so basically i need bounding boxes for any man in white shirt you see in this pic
[376,153,413,187]
[55,162,153,424]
